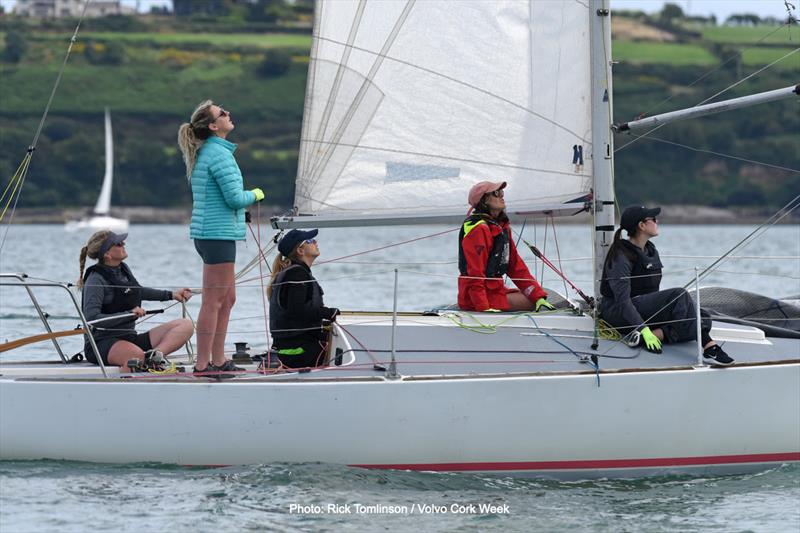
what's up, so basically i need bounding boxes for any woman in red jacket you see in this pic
[457,181,554,313]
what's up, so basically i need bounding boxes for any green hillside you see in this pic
[0,13,797,211]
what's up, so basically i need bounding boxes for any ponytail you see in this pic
[77,230,112,287]
[267,254,294,298]
[177,99,215,179]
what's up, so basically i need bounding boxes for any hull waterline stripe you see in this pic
[351,452,800,471]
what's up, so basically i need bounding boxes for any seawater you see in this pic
[1,223,799,532]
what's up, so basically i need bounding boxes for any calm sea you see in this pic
[1,223,799,532]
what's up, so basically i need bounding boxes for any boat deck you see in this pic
[1,311,797,382]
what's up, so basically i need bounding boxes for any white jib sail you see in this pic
[294,0,593,220]
[93,108,113,216]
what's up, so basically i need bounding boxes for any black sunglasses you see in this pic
[212,106,229,121]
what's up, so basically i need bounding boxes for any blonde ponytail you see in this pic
[177,99,216,179]
[267,254,294,298]
[77,230,112,287]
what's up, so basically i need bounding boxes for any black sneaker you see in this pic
[192,365,216,378]
[209,360,245,379]
[703,344,734,367]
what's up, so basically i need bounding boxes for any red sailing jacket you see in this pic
[457,217,547,311]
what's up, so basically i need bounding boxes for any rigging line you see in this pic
[0,160,31,252]
[0,155,29,207]
[29,0,92,151]
[311,35,592,145]
[0,154,31,222]
[309,0,368,179]
[635,23,795,120]
[252,203,271,347]
[315,227,457,266]
[702,47,800,104]
[549,215,570,300]
[0,1,91,253]
[336,323,380,365]
[634,135,800,174]
[680,194,800,290]
[526,315,600,386]
[306,0,416,191]
[615,46,800,154]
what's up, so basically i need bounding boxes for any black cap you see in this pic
[98,231,128,257]
[620,206,661,233]
[278,229,318,256]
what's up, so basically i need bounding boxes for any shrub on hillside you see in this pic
[2,30,28,64]
[257,49,292,77]
[85,40,127,65]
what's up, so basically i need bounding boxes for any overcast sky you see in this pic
[1,0,795,22]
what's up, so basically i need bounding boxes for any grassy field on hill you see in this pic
[0,15,797,210]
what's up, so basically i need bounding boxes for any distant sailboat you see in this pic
[65,108,129,232]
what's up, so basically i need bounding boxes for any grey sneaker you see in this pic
[703,344,734,367]
[208,360,245,379]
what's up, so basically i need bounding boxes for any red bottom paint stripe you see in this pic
[352,452,800,471]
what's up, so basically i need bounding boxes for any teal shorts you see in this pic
[194,239,236,265]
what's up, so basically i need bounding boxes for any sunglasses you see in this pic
[114,242,126,247]
[212,106,229,121]
[644,217,658,224]
[304,238,317,245]
[489,190,504,198]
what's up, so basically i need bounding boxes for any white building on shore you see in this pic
[13,0,135,18]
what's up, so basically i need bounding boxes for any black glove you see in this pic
[244,211,252,223]
[329,308,341,321]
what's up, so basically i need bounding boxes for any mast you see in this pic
[590,0,615,304]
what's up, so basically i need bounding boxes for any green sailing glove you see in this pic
[640,326,662,354]
[535,298,555,312]
[251,188,265,202]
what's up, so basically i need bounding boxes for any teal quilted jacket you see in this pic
[189,136,256,241]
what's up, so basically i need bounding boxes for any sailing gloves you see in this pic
[535,298,555,312]
[251,188,265,202]
[639,326,662,354]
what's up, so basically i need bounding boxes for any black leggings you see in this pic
[602,287,712,345]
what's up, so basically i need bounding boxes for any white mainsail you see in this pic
[94,107,113,216]
[295,0,593,220]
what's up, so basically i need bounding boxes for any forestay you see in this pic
[294,0,593,221]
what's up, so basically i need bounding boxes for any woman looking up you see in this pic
[267,230,340,369]
[178,100,264,375]
[600,206,734,366]
[457,181,554,313]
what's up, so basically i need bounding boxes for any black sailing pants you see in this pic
[603,287,713,346]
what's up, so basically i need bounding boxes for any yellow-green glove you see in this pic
[535,298,555,312]
[640,326,662,354]
[251,188,265,202]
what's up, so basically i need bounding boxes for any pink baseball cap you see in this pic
[468,181,507,207]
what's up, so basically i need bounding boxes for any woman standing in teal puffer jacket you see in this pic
[178,100,264,375]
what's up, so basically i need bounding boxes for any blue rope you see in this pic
[526,315,600,387]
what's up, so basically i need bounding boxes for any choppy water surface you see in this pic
[1,461,798,532]
[1,223,799,531]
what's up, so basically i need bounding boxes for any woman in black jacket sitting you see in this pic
[268,229,339,369]
[600,206,733,366]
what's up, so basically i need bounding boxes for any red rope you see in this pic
[316,227,458,266]
[252,203,273,367]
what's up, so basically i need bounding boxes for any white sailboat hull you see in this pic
[2,362,797,478]
[64,215,129,233]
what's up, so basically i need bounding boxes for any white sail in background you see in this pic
[94,108,114,216]
[64,108,128,232]
[295,0,593,219]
